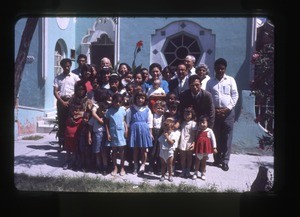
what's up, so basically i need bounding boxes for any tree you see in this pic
[14,17,39,107]
[250,19,274,150]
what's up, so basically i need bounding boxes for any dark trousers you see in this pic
[56,97,70,147]
[213,109,235,165]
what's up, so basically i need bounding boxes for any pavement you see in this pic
[14,133,274,192]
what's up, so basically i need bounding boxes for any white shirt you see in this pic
[53,72,80,97]
[206,74,239,110]
[153,113,164,129]
[147,87,165,97]
[201,75,210,90]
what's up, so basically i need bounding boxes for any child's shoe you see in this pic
[192,174,197,180]
[201,173,206,180]
[160,176,165,182]
[168,176,173,182]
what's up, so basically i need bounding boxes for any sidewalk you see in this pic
[14,133,274,192]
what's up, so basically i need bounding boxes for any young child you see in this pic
[88,102,109,175]
[193,115,218,180]
[164,101,181,174]
[63,104,83,170]
[147,78,166,97]
[77,111,92,172]
[158,117,181,182]
[178,106,197,178]
[148,100,166,174]
[126,91,153,175]
[147,78,166,113]
[105,93,128,176]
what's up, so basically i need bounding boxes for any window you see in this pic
[163,33,202,67]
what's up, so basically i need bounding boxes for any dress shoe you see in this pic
[212,161,221,167]
[221,163,229,171]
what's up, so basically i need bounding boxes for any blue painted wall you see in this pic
[15,16,255,137]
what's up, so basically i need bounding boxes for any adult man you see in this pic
[206,58,239,171]
[72,54,87,77]
[53,58,81,151]
[168,63,190,99]
[184,55,196,77]
[179,74,215,129]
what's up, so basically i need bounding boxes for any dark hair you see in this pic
[133,91,148,106]
[214,58,227,67]
[60,58,72,67]
[118,63,132,73]
[149,63,162,73]
[197,114,209,123]
[74,80,87,94]
[188,74,203,85]
[169,101,179,110]
[94,87,110,103]
[112,93,124,104]
[77,54,87,61]
[97,101,109,111]
[183,106,196,120]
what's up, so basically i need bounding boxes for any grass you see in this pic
[21,135,44,140]
[14,173,239,193]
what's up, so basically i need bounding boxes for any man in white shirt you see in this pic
[53,58,80,151]
[206,58,239,171]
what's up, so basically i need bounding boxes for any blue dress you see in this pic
[105,106,127,147]
[128,106,153,148]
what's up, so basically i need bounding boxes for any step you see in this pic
[37,120,56,134]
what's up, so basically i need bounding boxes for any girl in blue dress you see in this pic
[126,91,153,175]
[105,93,128,176]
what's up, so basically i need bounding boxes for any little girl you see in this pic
[193,115,218,180]
[148,100,166,174]
[158,117,181,182]
[105,93,128,176]
[63,104,83,170]
[126,91,153,175]
[178,106,197,178]
[88,102,109,175]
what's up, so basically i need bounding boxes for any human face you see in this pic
[214,64,226,80]
[184,57,194,70]
[125,73,133,83]
[136,95,146,106]
[77,58,86,67]
[134,74,143,85]
[153,80,161,89]
[91,79,99,90]
[154,106,164,115]
[177,64,187,80]
[119,64,128,77]
[76,85,86,97]
[169,106,178,117]
[167,94,176,105]
[183,110,193,121]
[162,119,174,132]
[196,67,207,77]
[151,67,161,79]
[189,79,201,95]
[62,62,71,74]
[142,70,149,81]
[198,119,208,130]
[101,58,112,68]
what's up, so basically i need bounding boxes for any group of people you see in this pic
[53,54,239,182]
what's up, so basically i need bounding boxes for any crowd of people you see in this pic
[53,54,239,182]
